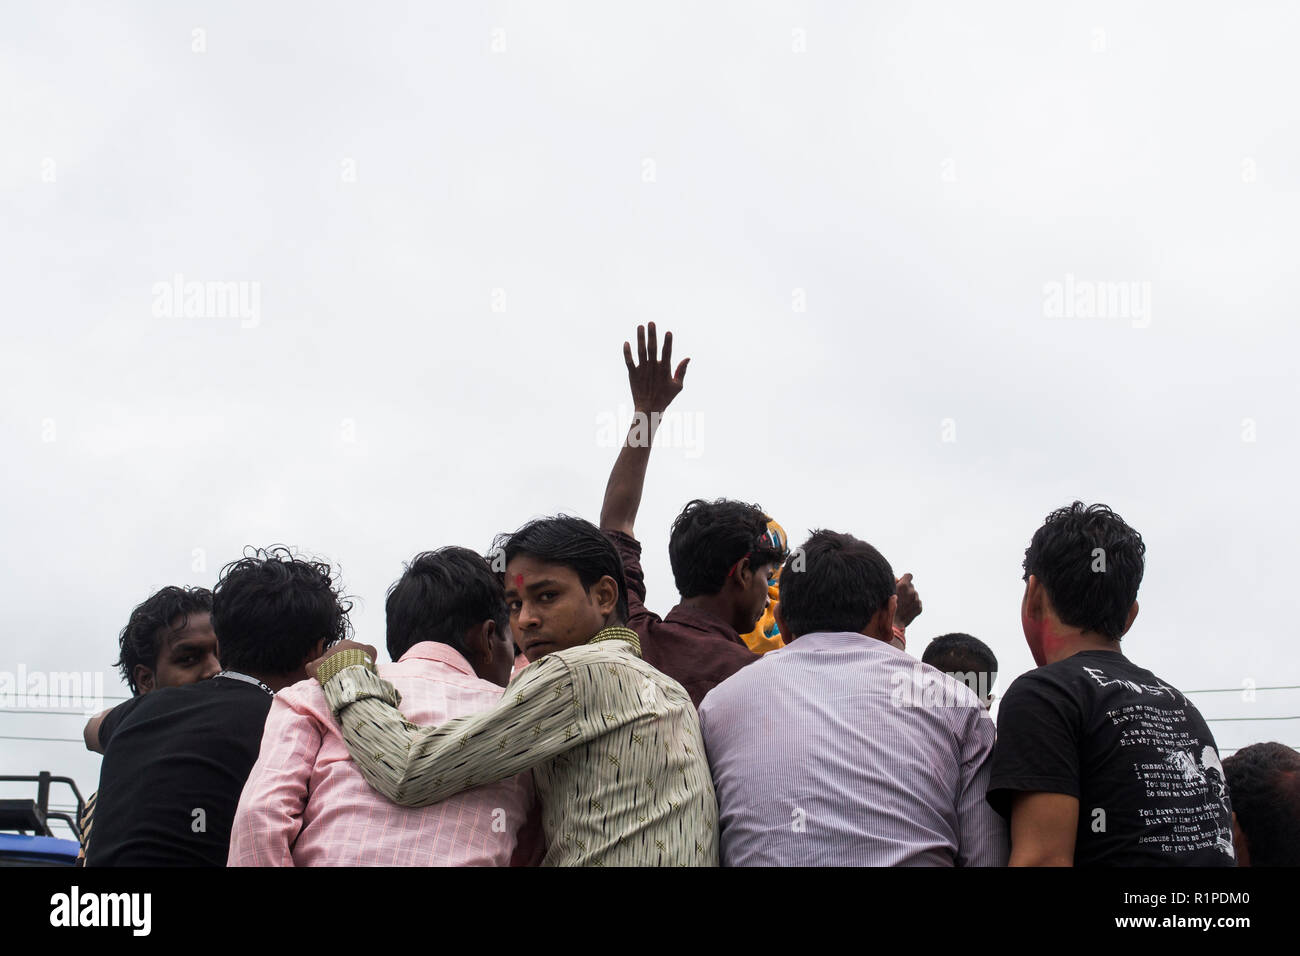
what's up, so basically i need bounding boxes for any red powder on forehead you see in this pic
[515,574,525,589]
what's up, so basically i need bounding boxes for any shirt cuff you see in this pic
[319,658,401,715]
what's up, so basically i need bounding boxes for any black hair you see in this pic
[493,515,628,622]
[778,530,895,639]
[1223,742,1300,866]
[115,586,214,696]
[921,633,999,694]
[1022,501,1146,640]
[211,546,351,677]
[386,547,509,663]
[668,499,784,598]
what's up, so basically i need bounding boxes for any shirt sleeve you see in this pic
[227,693,322,867]
[97,695,145,750]
[953,708,1010,866]
[603,529,661,632]
[987,670,1083,816]
[320,653,598,808]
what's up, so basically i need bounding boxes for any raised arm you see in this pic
[599,322,689,536]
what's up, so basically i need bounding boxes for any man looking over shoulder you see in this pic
[79,585,221,862]
[599,323,783,706]
[988,502,1235,866]
[87,547,348,866]
[308,516,719,866]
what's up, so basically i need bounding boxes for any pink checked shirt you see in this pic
[228,642,534,866]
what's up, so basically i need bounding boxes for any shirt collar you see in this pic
[587,626,642,658]
[786,631,900,652]
[397,641,477,677]
[664,603,744,644]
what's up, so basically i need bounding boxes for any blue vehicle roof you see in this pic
[0,832,81,865]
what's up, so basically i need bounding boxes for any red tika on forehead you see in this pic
[515,573,525,590]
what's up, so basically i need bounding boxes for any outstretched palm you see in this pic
[624,322,689,414]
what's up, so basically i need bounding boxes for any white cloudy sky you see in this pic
[3,1,1298,818]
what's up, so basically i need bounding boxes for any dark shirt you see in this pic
[988,650,1235,866]
[605,529,757,708]
[86,677,273,866]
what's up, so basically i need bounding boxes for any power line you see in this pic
[1206,715,1300,723]
[0,734,84,743]
[1185,684,1300,694]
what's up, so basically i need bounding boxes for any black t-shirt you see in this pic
[988,650,1235,866]
[86,677,273,867]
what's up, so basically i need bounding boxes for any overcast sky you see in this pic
[3,1,1298,817]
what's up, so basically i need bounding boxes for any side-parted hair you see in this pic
[778,530,895,639]
[494,516,629,622]
[1022,501,1146,640]
[668,499,784,598]
[386,547,509,663]
[922,633,999,685]
[115,586,214,696]
[211,546,351,677]
[1223,742,1300,866]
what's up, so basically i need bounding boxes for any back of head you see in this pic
[921,633,999,700]
[496,515,629,622]
[1223,742,1300,866]
[1023,501,1145,640]
[778,530,895,639]
[386,547,508,662]
[668,499,784,597]
[115,585,213,696]
[211,546,350,678]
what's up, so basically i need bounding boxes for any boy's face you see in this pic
[504,555,614,662]
[136,611,221,693]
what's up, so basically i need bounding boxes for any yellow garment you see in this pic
[742,518,788,655]
[742,580,785,654]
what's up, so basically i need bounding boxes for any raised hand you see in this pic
[305,639,379,681]
[895,573,923,628]
[623,322,689,415]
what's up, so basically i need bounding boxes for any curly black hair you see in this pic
[211,546,352,677]
[1223,742,1300,866]
[668,499,783,598]
[778,530,896,639]
[1023,501,1146,640]
[115,586,214,696]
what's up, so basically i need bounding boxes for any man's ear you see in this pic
[133,664,156,694]
[593,575,620,619]
[466,620,496,664]
[733,555,763,592]
[305,638,329,666]
[774,602,790,640]
[1122,601,1139,637]
[1025,575,1047,622]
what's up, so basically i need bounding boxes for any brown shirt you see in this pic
[605,529,757,708]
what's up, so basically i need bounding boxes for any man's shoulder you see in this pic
[273,676,333,715]
[555,639,648,671]
[380,657,510,708]
[1006,652,1182,702]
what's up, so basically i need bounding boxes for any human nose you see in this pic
[516,599,542,630]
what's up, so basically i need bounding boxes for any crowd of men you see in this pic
[78,324,1299,867]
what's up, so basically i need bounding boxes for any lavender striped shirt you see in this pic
[698,631,1009,867]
